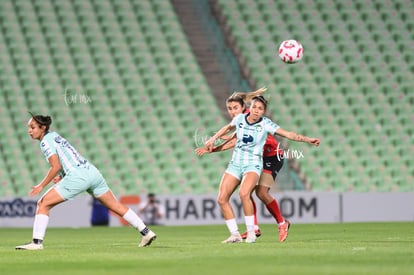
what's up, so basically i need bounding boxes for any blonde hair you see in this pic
[228,87,267,104]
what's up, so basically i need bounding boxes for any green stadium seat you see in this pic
[214,0,414,192]
[1,0,412,195]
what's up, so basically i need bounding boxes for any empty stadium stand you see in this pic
[212,0,413,192]
[0,0,412,195]
[0,0,231,196]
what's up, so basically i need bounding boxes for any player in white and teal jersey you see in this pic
[16,113,156,250]
[205,96,320,244]
[228,113,280,172]
[196,91,290,242]
[39,131,104,200]
[40,131,88,177]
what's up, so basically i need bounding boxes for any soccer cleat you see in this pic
[240,229,262,239]
[139,230,157,247]
[245,231,256,243]
[278,220,291,242]
[221,233,242,244]
[15,242,44,250]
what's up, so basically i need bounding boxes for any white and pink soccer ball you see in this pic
[278,39,304,64]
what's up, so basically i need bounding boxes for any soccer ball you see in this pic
[278,40,304,63]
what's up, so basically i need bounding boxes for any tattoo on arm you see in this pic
[291,132,308,142]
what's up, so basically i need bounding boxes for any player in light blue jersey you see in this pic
[16,113,156,250]
[229,113,279,165]
[197,91,291,242]
[205,96,320,243]
[40,131,88,176]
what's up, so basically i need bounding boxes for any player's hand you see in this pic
[195,147,210,156]
[205,136,218,152]
[308,138,321,147]
[53,175,62,184]
[29,184,44,197]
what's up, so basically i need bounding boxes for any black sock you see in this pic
[33,238,43,244]
[140,227,150,236]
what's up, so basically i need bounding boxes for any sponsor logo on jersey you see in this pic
[242,134,254,143]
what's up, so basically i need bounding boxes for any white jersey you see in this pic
[40,132,88,175]
[229,113,280,165]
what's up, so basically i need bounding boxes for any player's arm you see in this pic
[217,132,234,141]
[213,135,236,152]
[275,128,321,146]
[205,124,235,152]
[30,154,62,196]
[214,126,235,141]
[195,135,237,156]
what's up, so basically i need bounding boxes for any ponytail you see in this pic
[230,87,267,105]
[29,112,52,131]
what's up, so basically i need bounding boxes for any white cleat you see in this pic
[221,233,242,244]
[139,230,156,247]
[245,231,256,243]
[15,242,44,250]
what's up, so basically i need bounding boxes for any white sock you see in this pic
[225,219,239,235]
[122,208,146,231]
[33,214,49,240]
[278,220,286,226]
[245,215,255,232]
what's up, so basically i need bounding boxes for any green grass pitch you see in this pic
[1,222,413,275]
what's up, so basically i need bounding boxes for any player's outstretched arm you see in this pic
[217,133,234,141]
[275,128,321,146]
[205,124,235,152]
[213,137,237,152]
[195,136,237,156]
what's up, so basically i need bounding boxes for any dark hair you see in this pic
[29,112,52,131]
[251,96,268,110]
[226,95,246,111]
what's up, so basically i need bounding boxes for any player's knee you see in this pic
[216,196,228,206]
[238,190,250,201]
[36,198,50,213]
[255,188,266,200]
[36,197,45,208]
[35,202,41,213]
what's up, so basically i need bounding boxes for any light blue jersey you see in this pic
[40,132,87,175]
[229,113,280,165]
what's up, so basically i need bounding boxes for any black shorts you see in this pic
[262,155,284,180]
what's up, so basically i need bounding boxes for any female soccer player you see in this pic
[203,96,320,243]
[16,114,156,250]
[196,90,292,242]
